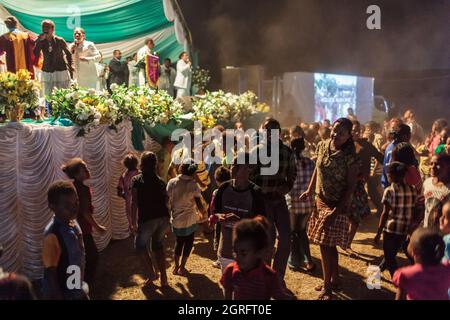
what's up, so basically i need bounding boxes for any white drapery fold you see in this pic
[0,121,135,280]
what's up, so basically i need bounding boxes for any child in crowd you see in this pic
[440,200,450,263]
[220,217,292,300]
[375,162,418,277]
[131,152,170,288]
[62,158,106,287]
[0,272,36,300]
[117,153,139,233]
[392,142,422,193]
[209,153,266,273]
[210,166,232,269]
[393,228,450,300]
[167,159,208,276]
[42,180,88,300]
[286,138,315,272]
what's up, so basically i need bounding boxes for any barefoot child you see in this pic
[167,159,208,276]
[117,153,139,232]
[62,158,106,286]
[393,228,450,300]
[375,161,418,277]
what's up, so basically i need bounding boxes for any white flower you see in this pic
[77,112,88,121]
[75,101,86,109]
[93,119,100,126]
[124,96,132,103]
[105,99,114,106]
[72,92,80,100]
[94,112,101,120]
[110,83,119,90]
[88,88,97,95]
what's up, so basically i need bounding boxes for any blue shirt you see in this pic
[443,234,450,263]
[381,142,396,189]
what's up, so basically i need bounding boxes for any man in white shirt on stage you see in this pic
[137,38,157,86]
[158,58,176,97]
[174,52,192,98]
[70,28,101,89]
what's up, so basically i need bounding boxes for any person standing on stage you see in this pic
[174,51,192,98]
[34,20,73,96]
[108,50,129,89]
[128,53,139,87]
[158,58,176,97]
[0,16,36,77]
[137,38,157,86]
[70,27,101,89]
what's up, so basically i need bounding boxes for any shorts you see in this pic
[135,217,170,252]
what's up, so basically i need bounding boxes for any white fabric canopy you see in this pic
[0,121,139,280]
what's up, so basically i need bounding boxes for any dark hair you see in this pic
[0,273,36,300]
[140,151,157,174]
[263,118,281,131]
[61,158,85,179]
[41,19,55,29]
[290,125,305,138]
[161,136,174,148]
[113,49,121,55]
[180,158,197,176]
[47,180,77,207]
[164,58,171,63]
[392,124,411,142]
[4,16,18,29]
[179,51,187,59]
[145,38,154,46]
[291,137,305,159]
[123,153,138,171]
[365,120,381,132]
[214,166,231,185]
[436,153,450,165]
[433,118,448,134]
[387,161,407,181]
[333,118,354,150]
[409,228,445,266]
[392,143,417,167]
[233,217,269,252]
[319,126,331,140]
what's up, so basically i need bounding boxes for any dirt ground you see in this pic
[90,212,409,300]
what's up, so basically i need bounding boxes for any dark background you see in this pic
[179,0,450,128]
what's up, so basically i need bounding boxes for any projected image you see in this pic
[314,73,357,122]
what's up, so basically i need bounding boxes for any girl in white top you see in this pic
[167,160,208,275]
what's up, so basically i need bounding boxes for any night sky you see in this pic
[179,0,450,127]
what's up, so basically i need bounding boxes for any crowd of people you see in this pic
[1,108,449,300]
[0,16,192,99]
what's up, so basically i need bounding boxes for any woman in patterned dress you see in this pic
[299,118,360,300]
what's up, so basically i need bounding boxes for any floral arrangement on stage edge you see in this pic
[192,67,211,92]
[0,70,41,121]
[48,83,184,136]
[191,90,270,129]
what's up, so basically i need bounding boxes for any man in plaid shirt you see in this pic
[250,118,297,289]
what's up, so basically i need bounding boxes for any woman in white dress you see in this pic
[70,28,101,89]
[174,52,192,98]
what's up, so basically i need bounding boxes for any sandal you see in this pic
[317,289,333,300]
[315,283,342,292]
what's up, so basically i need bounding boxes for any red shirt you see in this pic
[220,261,286,300]
[393,263,450,300]
[73,180,94,235]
